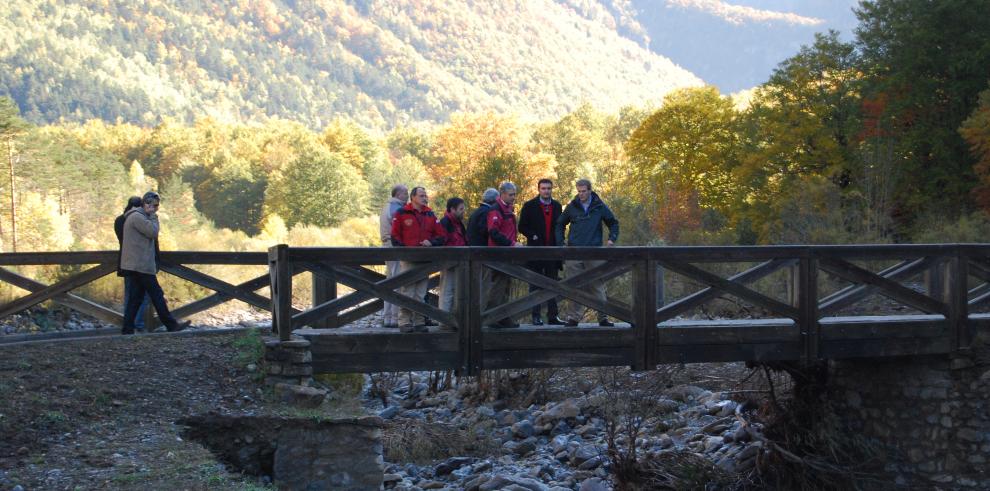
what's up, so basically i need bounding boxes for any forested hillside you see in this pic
[0,0,702,128]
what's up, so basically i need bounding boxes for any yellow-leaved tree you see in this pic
[431,112,549,206]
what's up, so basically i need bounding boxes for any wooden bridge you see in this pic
[268,244,989,375]
[2,245,989,375]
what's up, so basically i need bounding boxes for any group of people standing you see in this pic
[112,178,618,335]
[379,178,619,333]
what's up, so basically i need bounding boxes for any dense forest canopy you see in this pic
[0,0,989,261]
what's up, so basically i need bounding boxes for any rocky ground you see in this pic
[368,364,775,490]
[0,306,271,338]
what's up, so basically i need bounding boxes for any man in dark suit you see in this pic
[517,178,564,325]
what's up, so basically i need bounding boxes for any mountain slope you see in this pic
[621,0,859,92]
[0,0,703,128]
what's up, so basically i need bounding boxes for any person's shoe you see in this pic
[547,316,566,326]
[598,319,615,327]
[531,314,544,326]
[167,320,191,332]
[121,328,135,335]
[564,319,579,327]
[383,322,398,329]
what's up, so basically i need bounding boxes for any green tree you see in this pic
[266,144,370,227]
[531,103,610,192]
[855,0,990,217]
[962,83,990,211]
[0,97,30,250]
[626,87,740,242]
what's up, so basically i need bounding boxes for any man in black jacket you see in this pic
[465,188,499,246]
[517,179,564,325]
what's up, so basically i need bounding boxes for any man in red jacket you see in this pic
[391,186,446,332]
[438,197,466,326]
[486,182,524,328]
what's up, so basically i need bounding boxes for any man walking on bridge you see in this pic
[120,191,190,335]
[556,179,619,327]
[486,182,524,328]
[391,186,445,333]
[379,184,408,328]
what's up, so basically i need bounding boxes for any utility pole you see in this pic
[7,138,15,253]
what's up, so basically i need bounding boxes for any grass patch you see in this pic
[36,409,70,431]
[233,329,265,367]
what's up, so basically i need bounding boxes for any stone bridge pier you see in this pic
[827,332,990,488]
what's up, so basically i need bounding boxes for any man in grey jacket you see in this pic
[555,179,620,327]
[379,184,408,328]
[120,191,190,335]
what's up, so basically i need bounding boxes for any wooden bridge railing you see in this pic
[269,244,990,374]
[0,251,269,328]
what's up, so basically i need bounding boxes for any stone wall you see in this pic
[827,333,990,488]
[265,338,314,386]
[181,415,384,491]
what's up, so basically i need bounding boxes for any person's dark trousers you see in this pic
[527,261,559,319]
[122,272,179,334]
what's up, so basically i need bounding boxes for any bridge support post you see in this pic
[947,251,970,350]
[796,255,819,365]
[269,244,292,341]
[632,259,657,370]
[457,258,482,376]
[311,269,337,329]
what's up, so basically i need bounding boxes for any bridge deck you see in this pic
[299,314,955,373]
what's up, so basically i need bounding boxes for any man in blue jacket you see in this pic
[555,179,620,327]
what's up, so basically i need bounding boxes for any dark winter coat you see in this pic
[518,196,563,270]
[466,203,494,246]
[518,196,562,246]
[555,192,619,247]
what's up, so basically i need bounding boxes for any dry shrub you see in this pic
[586,366,682,487]
[637,451,737,490]
[368,372,404,406]
[382,419,501,464]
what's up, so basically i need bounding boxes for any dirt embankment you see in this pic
[0,330,273,490]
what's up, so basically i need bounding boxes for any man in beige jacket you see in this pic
[379,185,408,328]
[120,191,190,335]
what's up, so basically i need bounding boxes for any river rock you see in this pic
[512,420,536,438]
[479,475,550,491]
[570,445,600,466]
[435,457,477,476]
[668,385,708,402]
[504,438,537,456]
[550,421,571,436]
[273,383,326,409]
[578,455,604,470]
[536,399,581,425]
[578,477,610,491]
